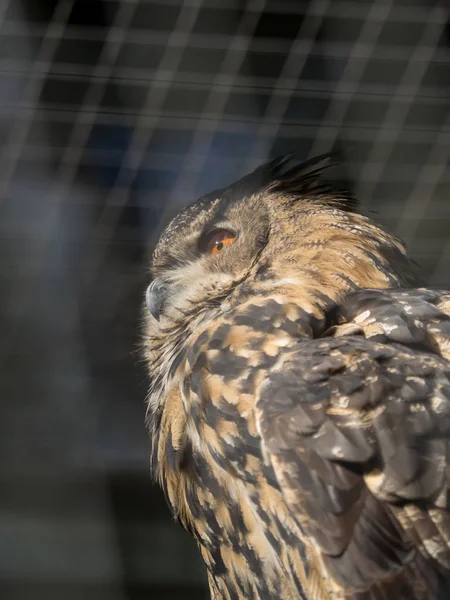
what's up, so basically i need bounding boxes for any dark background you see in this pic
[0,1,448,598]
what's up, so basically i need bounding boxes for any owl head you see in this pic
[146,154,409,332]
[144,153,418,392]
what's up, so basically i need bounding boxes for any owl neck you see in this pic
[253,210,420,304]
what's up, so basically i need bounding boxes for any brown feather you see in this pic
[143,154,450,599]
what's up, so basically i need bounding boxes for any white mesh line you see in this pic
[79,0,205,291]
[3,75,447,120]
[1,29,448,63]
[94,0,441,22]
[57,1,139,189]
[0,0,75,202]
[167,0,267,206]
[358,5,447,204]
[244,0,331,172]
[395,113,450,246]
[3,88,447,133]
[1,60,448,104]
[271,1,445,22]
[308,0,393,159]
[0,1,138,353]
[1,147,446,188]
[5,116,446,172]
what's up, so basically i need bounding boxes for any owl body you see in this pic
[144,154,450,599]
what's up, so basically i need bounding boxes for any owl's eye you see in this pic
[202,229,236,255]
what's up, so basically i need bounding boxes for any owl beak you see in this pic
[146,280,169,321]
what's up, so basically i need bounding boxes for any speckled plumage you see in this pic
[143,153,450,599]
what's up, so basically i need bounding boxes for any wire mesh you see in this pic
[0,0,448,598]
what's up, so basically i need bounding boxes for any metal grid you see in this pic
[0,1,448,598]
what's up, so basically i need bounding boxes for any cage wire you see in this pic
[0,1,449,599]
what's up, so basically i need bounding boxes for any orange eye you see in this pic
[203,229,236,255]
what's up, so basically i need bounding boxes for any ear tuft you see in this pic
[261,151,357,212]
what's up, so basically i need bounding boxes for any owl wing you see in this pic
[327,287,450,360]
[255,325,450,596]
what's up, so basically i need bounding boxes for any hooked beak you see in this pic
[146,280,169,321]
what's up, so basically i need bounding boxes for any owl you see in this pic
[143,153,450,599]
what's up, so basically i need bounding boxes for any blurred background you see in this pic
[0,0,448,598]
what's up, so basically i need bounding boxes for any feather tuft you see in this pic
[263,151,358,212]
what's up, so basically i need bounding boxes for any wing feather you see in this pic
[327,288,450,360]
[256,335,450,596]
